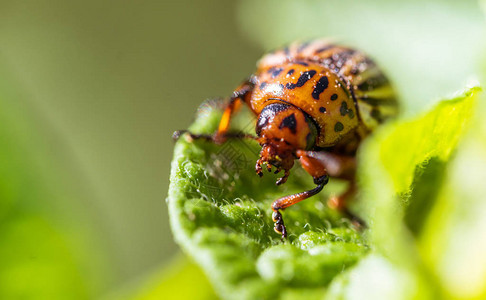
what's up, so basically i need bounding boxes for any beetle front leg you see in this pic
[271,175,329,239]
[296,150,356,180]
[173,130,257,142]
[213,79,254,144]
[173,78,255,144]
[297,150,364,227]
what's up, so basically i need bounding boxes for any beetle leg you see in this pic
[272,175,329,239]
[173,78,255,144]
[296,150,356,180]
[297,150,364,228]
[172,130,257,142]
[213,79,254,144]
[327,180,364,227]
[275,169,290,185]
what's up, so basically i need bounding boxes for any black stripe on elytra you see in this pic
[283,46,290,56]
[286,70,316,89]
[295,61,309,66]
[358,96,397,106]
[357,73,389,91]
[311,76,329,100]
[279,113,297,134]
[269,67,284,78]
[314,44,336,54]
[297,41,311,52]
[371,108,382,121]
[287,69,295,76]
[260,82,267,90]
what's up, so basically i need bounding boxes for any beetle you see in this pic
[174,39,398,238]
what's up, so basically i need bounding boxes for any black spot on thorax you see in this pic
[279,113,297,134]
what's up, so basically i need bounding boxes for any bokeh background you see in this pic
[0,0,485,298]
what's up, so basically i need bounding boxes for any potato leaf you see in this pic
[327,86,480,299]
[168,87,479,299]
[168,103,367,299]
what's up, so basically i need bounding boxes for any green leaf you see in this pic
[328,86,481,299]
[168,86,480,299]
[0,68,112,299]
[418,95,486,299]
[358,86,479,252]
[168,103,367,299]
[105,255,216,300]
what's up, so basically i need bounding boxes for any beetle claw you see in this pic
[276,170,290,185]
[272,210,287,239]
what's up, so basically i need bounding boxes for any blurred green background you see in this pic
[0,0,261,298]
[0,0,485,299]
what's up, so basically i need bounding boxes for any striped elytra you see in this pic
[247,39,399,150]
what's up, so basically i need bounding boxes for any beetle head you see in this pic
[255,102,317,184]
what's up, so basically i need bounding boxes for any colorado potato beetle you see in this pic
[174,39,398,238]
